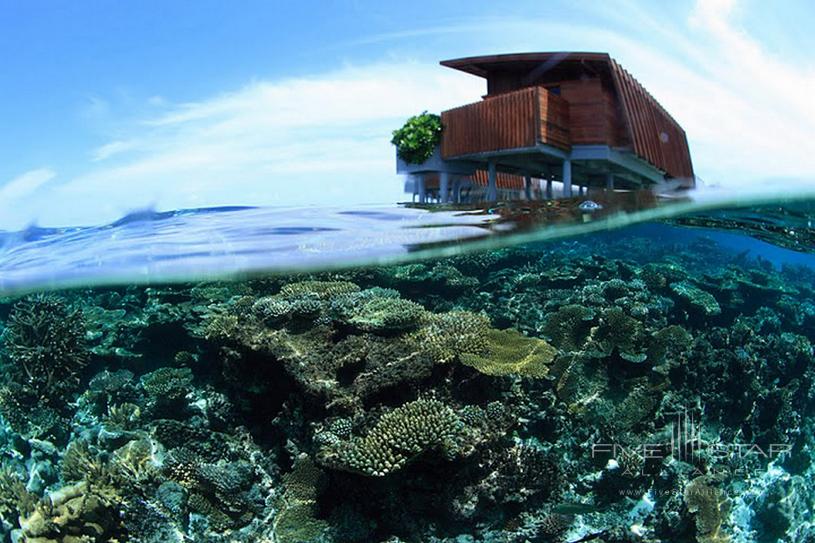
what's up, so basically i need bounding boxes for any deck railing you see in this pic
[440,86,571,159]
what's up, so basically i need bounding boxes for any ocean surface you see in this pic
[0,190,813,542]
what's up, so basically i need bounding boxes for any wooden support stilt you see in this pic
[486,160,498,201]
[562,159,572,198]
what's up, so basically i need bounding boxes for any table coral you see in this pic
[459,328,556,378]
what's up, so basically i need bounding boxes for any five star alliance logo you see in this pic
[591,408,791,477]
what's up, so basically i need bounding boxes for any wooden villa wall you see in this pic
[422,171,525,190]
[556,79,624,147]
[610,60,693,179]
[441,87,570,158]
[438,53,694,182]
[537,88,570,149]
[471,169,525,189]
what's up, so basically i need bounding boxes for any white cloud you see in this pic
[0,168,57,229]
[4,61,481,228]
[0,168,56,202]
[92,140,138,161]
[2,1,813,229]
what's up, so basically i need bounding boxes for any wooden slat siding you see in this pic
[537,88,571,148]
[471,169,525,189]
[418,172,523,190]
[609,59,693,179]
[441,86,569,158]
[558,79,613,145]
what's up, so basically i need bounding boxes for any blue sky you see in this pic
[1,0,814,228]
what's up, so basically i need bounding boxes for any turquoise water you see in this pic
[0,192,813,542]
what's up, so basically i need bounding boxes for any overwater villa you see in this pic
[397,52,695,202]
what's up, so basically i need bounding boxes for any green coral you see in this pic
[273,455,329,543]
[103,402,142,431]
[0,463,37,521]
[671,281,722,316]
[542,304,595,351]
[319,398,463,476]
[684,476,731,543]
[17,481,123,543]
[280,280,360,299]
[0,296,89,412]
[588,307,648,362]
[647,325,693,368]
[410,311,491,363]
[460,328,556,378]
[346,297,428,333]
[141,367,193,402]
[252,296,293,322]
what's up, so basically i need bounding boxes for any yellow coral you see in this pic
[459,328,556,378]
[684,476,731,543]
[18,481,122,542]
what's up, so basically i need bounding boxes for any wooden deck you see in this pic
[440,86,570,159]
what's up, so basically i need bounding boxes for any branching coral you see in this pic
[647,324,693,369]
[0,463,38,522]
[0,295,89,405]
[409,311,491,363]
[587,307,648,362]
[279,280,360,299]
[140,366,194,410]
[17,481,123,543]
[319,398,464,476]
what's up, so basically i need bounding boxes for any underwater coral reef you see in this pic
[0,231,813,542]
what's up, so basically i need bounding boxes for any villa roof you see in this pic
[440,52,613,79]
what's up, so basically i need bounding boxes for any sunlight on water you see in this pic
[1,187,815,296]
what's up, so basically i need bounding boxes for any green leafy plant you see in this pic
[391,112,442,164]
